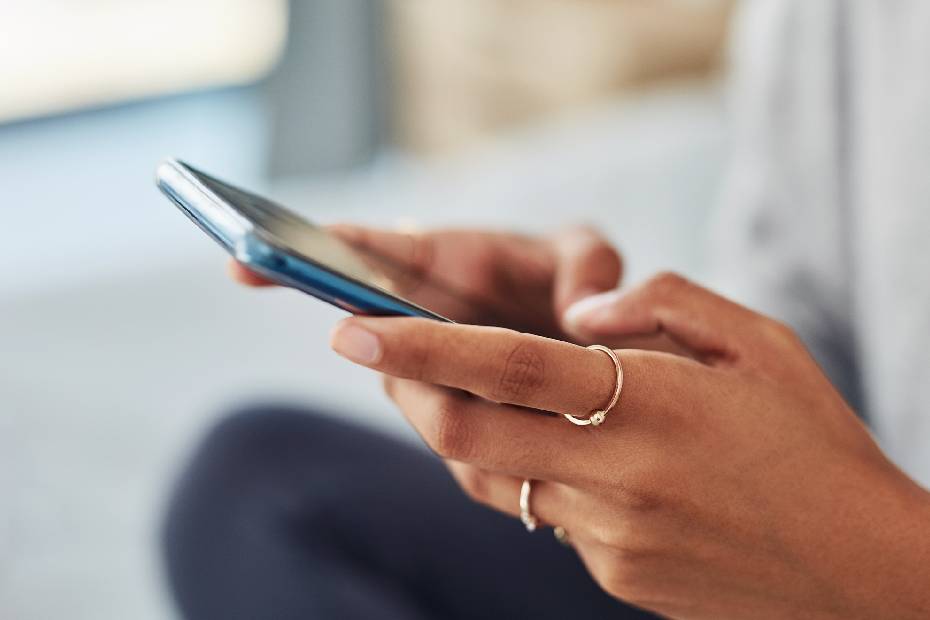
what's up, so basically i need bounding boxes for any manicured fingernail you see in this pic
[563,291,620,331]
[331,324,382,364]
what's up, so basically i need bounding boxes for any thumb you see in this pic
[550,226,623,325]
[562,288,625,338]
[562,273,763,361]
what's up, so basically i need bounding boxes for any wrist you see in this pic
[835,470,930,619]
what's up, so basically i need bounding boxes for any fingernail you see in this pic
[331,324,382,364]
[563,291,620,331]
[569,287,601,305]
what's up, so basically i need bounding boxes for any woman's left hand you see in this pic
[330,273,930,620]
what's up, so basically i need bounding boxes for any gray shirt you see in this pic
[713,0,930,487]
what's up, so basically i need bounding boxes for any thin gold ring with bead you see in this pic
[563,345,623,427]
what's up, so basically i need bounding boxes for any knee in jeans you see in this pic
[162,405,331,555]
[211,404,320,443]
[165,405,328,519]
[194,404,362,475]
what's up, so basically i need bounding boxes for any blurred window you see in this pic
[0,0,288,123]
[389,0,734,155]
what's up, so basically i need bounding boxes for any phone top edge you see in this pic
[156,158,253,252]
[238,235,453,322]
[236,233,452,322]
[156,159,453,323]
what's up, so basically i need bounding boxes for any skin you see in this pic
[232,226,930,619]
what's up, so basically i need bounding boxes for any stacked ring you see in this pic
[521,346,624,540]
[520,480,572,544]
[519,479,537,532]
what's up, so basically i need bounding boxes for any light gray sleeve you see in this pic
[709,0,862,410]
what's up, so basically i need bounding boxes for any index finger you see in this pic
[333,317,614,417]
[331,317,710,421]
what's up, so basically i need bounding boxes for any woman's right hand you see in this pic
[231,224,623,339]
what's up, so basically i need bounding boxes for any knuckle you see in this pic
[410,233,436,273]
[490,338,547,403]
[648,271,689,296]
[408,338,435,382]
[406,327,453,383]
[587,524,662,602]
[456,467,491,503]
[627,525,662,560]
[469,245,499,276]
[765,318,801,346]
[579,243,623,283]
[589,516,642,553]
[587,519,623,549]
[589,243,620,268]
[615,465,666,513]
[622,487,663,514]
[390,234,436,296]
[600,560,651,602]
[430,395,475,460]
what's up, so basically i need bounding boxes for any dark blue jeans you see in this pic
[163,407,656,619]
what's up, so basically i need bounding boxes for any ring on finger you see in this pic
[564,345,623,427]
[519,479,537,532]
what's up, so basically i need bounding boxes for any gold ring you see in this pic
[519,479,537,532]
[564,345,623,427]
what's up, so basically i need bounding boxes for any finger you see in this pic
[334,317,619,417]
[354,316,719,436]
[229,225,435,288]
[570,540,648,603]
[549,226,623,319]
[382,348,719,483]
[445,461,581,530]
[328,224,545,281]
[571,538,689,611]
[326,224,482,318]
[327,223,433,284]
[227,260,275,287]
[383,377,591,482]
[563,272,771,363]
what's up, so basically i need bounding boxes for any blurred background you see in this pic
[1,1,733,617]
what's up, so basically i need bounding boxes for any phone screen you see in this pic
[183,163,476,320]
[194,168,388,285]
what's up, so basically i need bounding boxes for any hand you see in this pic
[330,273,930,619]
[229,224,622,337]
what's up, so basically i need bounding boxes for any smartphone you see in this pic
[155,158,451,321]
